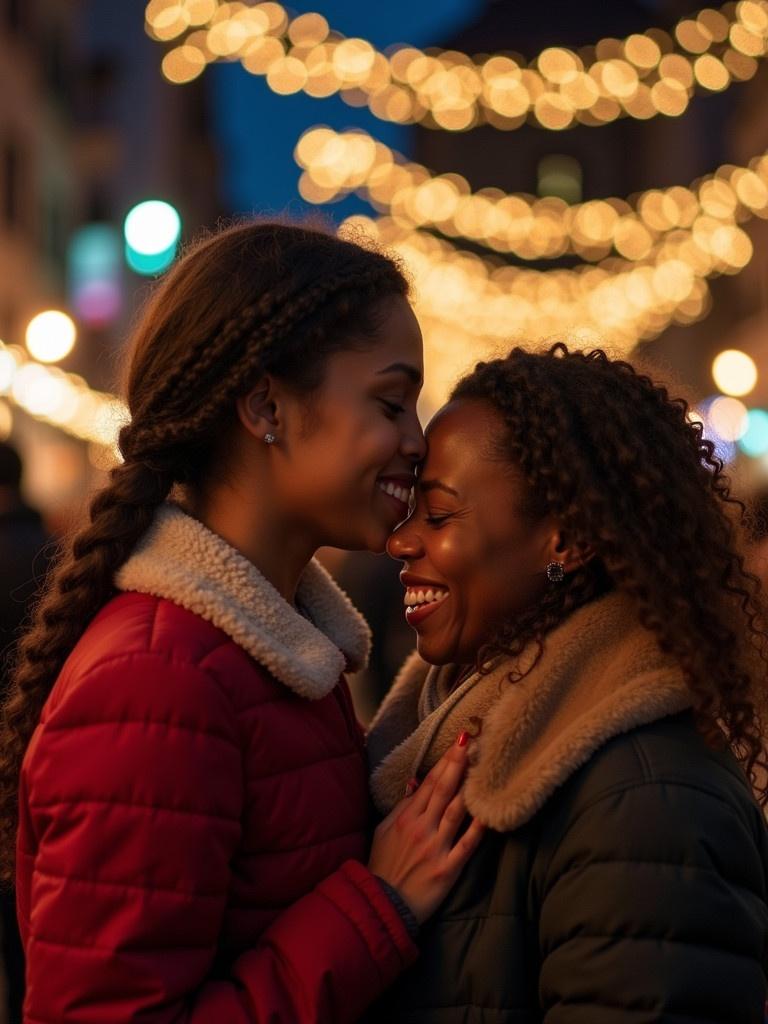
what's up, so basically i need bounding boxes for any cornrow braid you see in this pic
[123,267,397,460]
[0,220,410,883]
[142,302,262,419]
[452,342,768,804]
[195,269,395,412]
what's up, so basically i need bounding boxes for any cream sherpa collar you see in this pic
[368,591,692,831]
[115,502,371,700]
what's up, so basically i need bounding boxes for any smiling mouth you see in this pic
[378,480,413,509]
[404,586,449,625]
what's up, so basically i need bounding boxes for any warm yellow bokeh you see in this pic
[146,0,768,131]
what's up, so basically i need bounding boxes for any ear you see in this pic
[236,376,279,442]
[546,527,596,574]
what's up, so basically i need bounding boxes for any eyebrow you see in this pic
[376,362,423,386]
[419,478,460,498]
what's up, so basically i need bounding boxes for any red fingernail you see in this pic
[405,777,420,796]
[457,731,469,747]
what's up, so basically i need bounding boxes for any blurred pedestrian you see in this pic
[0,441,51,1024]
[0,221,482,1023]
[368,344,768,1021]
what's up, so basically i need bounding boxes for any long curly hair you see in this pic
[0,220,409,883]
[452,343,768,803]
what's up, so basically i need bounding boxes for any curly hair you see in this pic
[452,342,768,804]
[0,219,410,883]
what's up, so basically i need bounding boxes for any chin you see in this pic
[415,635,453,666]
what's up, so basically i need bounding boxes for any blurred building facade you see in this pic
[0,0,223,523]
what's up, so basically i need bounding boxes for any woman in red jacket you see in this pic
[0,221,484,1023]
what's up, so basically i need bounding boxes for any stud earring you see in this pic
[264,433,277,445]
[546,561,565,583]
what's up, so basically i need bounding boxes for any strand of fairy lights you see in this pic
[295,126,768,266]
[296,130,761,348]
[0,216,710,445]
[337,218,709,410]
[0,342,128,450]
[343,216,713,357]
[146,1,768,131]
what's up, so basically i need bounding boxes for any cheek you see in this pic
[426,532,476,587]
[325,405,400,470]
[447,527,537,619]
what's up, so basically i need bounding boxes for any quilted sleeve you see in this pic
[18,651,416,1024]
[537,777,768,1023]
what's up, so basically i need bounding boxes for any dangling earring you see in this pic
[264,433,277,445]
[546,561,565,583]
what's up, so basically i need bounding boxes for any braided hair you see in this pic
[0,220,410,881]
[452,343,768,803]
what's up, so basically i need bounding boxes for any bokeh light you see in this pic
[707,395,749,441]
[25,311,77,364]
[711,348,759,396]
[146,1,768,131]
[739,408,768,456]
[124,200,182,275]
[0,399,12,440]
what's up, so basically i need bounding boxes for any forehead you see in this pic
[325,295,424,377]
[368,295,423,364]
[424,400,502,463]
[419,398,528,509]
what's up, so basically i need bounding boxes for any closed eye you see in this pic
[379,399,405,417]
[425,513,451,526]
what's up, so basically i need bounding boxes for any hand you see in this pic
[368,734,485,924]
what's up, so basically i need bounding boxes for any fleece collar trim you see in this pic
[115,502,371,700]
[368,591,691,830]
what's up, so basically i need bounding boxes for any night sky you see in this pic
[210,0,478,218]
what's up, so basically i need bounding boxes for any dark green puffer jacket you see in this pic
[366,594,768,1023]
[369,711,768,1023]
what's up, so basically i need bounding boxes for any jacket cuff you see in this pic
[373,875,419,940]
[327,860,419,977]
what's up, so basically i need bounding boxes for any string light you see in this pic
[337,215,714,410]
[146,1,768,130]
[0,341,128,451]
[295,126,768,267]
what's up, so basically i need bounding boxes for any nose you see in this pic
[401,410,427,464]
[387,514,424,560]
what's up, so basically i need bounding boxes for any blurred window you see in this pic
[537,155,583,204]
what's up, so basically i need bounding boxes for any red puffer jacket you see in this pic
[16,504,417,1023]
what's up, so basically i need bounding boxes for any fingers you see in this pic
[423,740,470,827]
[437,789,468,841]
[446,816,486,871]
[404,741,460,815]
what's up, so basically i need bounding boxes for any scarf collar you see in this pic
[115,502,371,700]
[368,591,691,831]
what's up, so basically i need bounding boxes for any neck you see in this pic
[186,482,316,603]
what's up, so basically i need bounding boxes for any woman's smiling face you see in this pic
[387,398,560,665]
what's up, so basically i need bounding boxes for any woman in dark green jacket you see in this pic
[367,344,768,1023]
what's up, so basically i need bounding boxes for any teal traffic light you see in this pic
[124,200,182,275]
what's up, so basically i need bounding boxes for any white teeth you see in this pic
[403,587,448,607]
[378,481,412,505]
